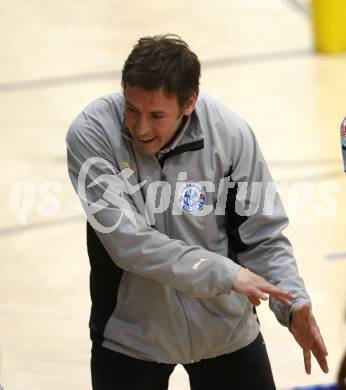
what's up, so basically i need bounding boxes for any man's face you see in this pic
[124,85,196,156]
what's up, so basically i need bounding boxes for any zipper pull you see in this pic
[160,168,166,180]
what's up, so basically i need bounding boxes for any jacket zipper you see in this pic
[159,160,195,363]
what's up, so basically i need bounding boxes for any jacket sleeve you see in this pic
[226,120,311,327]
[66,112,241,298]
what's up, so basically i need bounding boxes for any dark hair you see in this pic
[121,34,201,108]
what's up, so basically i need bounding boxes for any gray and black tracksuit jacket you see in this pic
[66,92,310,364]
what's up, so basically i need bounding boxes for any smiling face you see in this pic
[124,85,196,156]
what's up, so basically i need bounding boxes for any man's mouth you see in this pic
[138,137,156,143]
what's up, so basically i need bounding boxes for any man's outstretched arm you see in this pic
[220,114,328,373]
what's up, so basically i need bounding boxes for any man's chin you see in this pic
[134,142,159,156]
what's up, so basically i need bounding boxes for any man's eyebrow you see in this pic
[151,110,166,115]
[125,101,167,115]
[125,101,139,111]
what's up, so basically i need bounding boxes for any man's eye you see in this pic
[126,107,137,114]
[152,114,164,120]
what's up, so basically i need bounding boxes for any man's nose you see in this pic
[135,116,151,136]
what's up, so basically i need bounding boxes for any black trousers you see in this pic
[91,333,276,390]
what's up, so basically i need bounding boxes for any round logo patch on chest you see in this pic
[179,182,206,212]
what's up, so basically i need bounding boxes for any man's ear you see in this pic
[183,93,197,116]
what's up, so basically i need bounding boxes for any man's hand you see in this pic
[232,267,295,306]
[290,304,329,374]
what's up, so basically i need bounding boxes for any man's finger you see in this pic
[303,349,311,375]
[241,269,295,303]
[261,284,295,300]
[312,349,329,374]
[311,335,329,373]
[312,328,328,356]
[253,288,269,301]
[247,295,261,306]
[260,286,295,306]
[280,298,293,307]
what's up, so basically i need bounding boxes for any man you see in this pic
[338,118,346,390]
[341,117,346,172]
[66,34,328,390]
